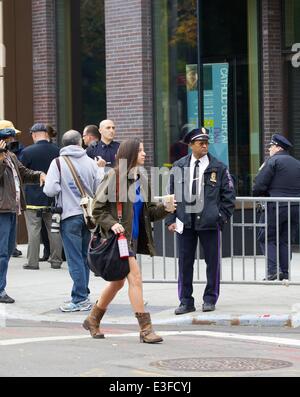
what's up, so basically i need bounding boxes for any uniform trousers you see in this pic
[258,205,299,276]
[177,227,221,307]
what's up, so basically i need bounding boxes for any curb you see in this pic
[2,307,300,328]
[153,313,300,328]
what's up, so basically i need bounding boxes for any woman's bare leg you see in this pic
[96,279,125,310]
[127,256,145,313]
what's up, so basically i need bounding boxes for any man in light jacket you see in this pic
[44,130,103,312]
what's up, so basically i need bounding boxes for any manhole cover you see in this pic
[150,357,292,372]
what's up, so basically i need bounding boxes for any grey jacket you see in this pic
[43,145,104,220]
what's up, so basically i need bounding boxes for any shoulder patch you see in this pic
[226,169,234,189]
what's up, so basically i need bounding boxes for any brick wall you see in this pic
[261,0,284,156]
[32,0,57,127]
[105,0,154,166]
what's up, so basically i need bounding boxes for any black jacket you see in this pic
[252,151,300,198]
[166,153,235,230]
[86,140,120,167]
[20,140,60,206]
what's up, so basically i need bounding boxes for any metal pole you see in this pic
[197,0,204,126]
[242,200,245,280]
[276,201,279,279]
[230,216,234,281]
[174,231,178,280]
[253,200,257,280]
[288,202,291,280]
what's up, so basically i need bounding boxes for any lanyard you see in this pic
[116,173,123,222]
[117,201,122,222]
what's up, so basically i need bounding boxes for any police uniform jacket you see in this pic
[166,153,235,230]
[252,151,300,199]
[86,140,120,167]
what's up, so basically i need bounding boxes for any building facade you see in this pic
[0,0,300,194]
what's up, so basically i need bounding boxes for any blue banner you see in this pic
[186,63,229,166]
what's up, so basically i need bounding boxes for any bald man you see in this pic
[86,119,120,168]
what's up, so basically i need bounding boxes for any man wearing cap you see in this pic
[0,120,46,303]
[253,134,300,281]
[166,127,235,314]
[19,123,62,270]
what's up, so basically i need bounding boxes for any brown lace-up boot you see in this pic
[82,304,106,339]
[135,312,163,343]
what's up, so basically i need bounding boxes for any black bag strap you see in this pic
[62,155,87,199]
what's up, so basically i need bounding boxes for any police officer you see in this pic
[253,134,300,281]
[86,119,120,169]
[166,128,235,314]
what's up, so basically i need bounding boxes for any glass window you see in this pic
[284,0,300,48]
[283,1,300,158]
[56,0,106,138]
[153,0,261,195]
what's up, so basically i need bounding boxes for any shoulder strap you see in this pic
[62,155,86,198]
[55,158,61,173]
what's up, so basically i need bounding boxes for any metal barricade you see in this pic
[139,197,300,285]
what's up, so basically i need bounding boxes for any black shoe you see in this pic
[0,293,15,303]
[174,304,196,315]
[202,302,215,312]
[263,274,277,281]
[50,263,62,269]
[12,248,22,257]
[279,272,289,281]
[23,264,39,270]
[39,256,49,262]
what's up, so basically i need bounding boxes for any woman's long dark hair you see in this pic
[115,138,142,177]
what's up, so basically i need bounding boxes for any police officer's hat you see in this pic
[182,127,209,144]
[269,134,293,150]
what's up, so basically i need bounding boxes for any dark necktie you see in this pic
[191,160,200,198]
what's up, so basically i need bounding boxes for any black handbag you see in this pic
[87,231,130,281]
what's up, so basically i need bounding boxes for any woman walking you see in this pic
[83,138,175,343]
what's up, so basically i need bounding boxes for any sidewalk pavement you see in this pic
[1,245,300,328]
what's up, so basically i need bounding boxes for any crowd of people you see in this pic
[1,117,299,343]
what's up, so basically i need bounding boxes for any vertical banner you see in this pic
[186,63,229,166]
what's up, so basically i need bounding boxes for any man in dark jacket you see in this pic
[0,120,45,303]
[253,134,300,281]
[20,123,62,270]
[166,128,235,314]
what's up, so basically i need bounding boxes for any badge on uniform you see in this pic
[210,171,217,183]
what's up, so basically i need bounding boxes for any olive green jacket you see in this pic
[92,169,168,256]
